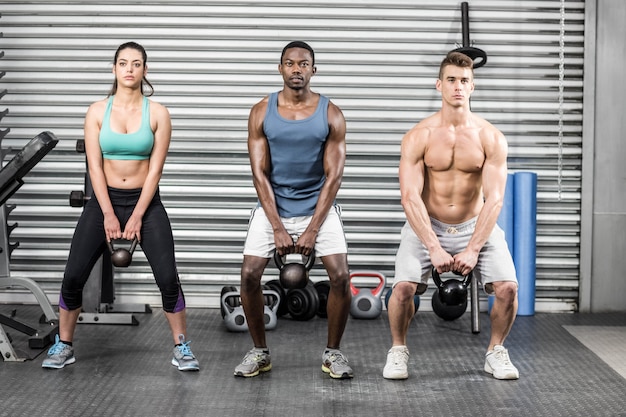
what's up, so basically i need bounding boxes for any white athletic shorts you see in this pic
[243,205,348,258]
[393,217,518,295]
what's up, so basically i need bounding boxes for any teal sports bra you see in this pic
[100,96,154,160]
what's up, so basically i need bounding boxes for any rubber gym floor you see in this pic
[1,304,625,417]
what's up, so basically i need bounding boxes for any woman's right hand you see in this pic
[103,213,122,241]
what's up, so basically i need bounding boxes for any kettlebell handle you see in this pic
[349,271,386,297]
[459,270,473,287]
[107,237,138,255]
[273,249,315,271]
[107,238,139,268]
[129,238,138,254]
[431,267,473,288]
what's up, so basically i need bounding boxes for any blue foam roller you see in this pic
[513,172,537,316]
[498,173,515,252]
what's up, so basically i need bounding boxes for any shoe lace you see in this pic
[47,341,66,355]
[177,341,194,358]
[327,351,348,367]
[243,350,265,364]
[493,348,512,366]
[389,349,408,365]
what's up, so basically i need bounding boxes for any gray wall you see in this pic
[581,0,626,312]
[0,1,585,311]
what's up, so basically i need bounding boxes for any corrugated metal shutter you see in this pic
[0,0,584,311]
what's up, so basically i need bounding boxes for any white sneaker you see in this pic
[484,345,520,380]
[383,346,409,380]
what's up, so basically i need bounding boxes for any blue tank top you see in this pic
[100,96,154,160]
[262,91,330,217]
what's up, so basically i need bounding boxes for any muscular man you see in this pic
[383,51,519,380]
[234,41,353,379]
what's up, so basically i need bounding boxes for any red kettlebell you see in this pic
[349,271,386,319]
[107,238,138,268]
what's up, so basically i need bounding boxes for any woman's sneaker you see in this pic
[484,345,519,380]
[322,349,354,379]
[383,345,409,380]
[171,334,200,371]
[234,348,272,377]
[42,335,75,369]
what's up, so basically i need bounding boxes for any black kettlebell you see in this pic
[106,238,138,268]
[273,250,315,290]
[431,289,467,321]
[431,267,472,306]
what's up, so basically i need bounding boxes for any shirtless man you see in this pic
[382,51,519,380]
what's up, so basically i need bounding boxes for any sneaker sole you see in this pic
[171,358,200,371]
[321,364,354,379]
[234,363,272,378]
[42,357,76,369]
[484,363,519,380]
[383,370,408,380]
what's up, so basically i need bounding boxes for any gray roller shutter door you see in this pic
[0,1,584,311]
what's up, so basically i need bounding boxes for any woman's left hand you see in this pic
[122,215,142,242]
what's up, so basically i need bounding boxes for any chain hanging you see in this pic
[557,0,565,201]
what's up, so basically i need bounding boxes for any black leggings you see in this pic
[60,187,185,313]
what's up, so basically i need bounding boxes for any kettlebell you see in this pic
[220,285,238,318]
[431,267,472,306]
[107,238,138,268]
[274,250,315,290]
[221,287,280,332]
[265,279,288,317]
[432,288,468,321]
[349,271,385,319]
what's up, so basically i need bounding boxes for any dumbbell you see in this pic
[314,280,330,318]
[349,271,385,319]
[286,280,319,321]
[69,190,89,207]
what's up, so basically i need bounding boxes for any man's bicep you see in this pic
[482,136,508,198]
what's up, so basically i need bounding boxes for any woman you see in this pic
[42,42,199,371]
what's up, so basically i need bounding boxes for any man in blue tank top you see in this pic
[234,41,354,379]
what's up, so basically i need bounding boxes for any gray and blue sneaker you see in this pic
[322,349,354,379]
[234,348,272,377]
[42,334,76,369]
[171,334,200,371]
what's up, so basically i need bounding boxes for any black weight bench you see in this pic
[0,131,59,361]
